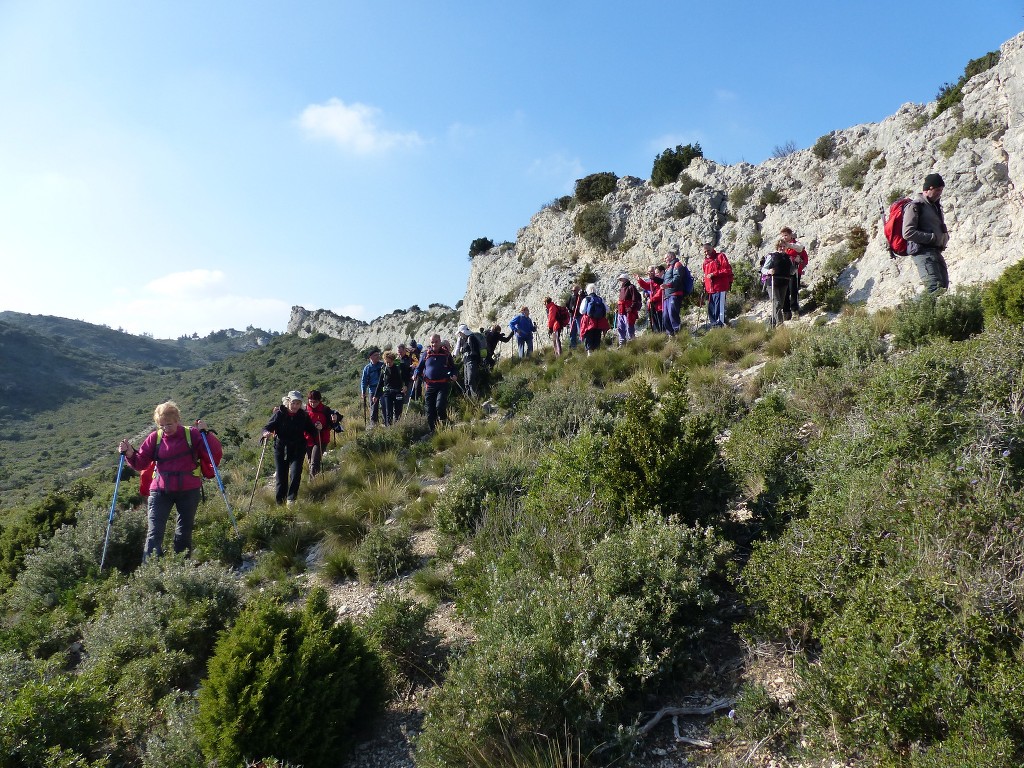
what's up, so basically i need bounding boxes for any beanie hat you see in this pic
[923,173,945,190]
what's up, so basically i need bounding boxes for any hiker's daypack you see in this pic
[585,295,607,320]
[623,284,642,312]
[556,305,571,326]
[666,262,694,296]
[884,197,917,256]
[766,251,793,278]
[139,426,222,496]
[470,331,487,357]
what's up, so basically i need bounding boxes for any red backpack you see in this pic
[884,198,916,257]
[556,305,571,326]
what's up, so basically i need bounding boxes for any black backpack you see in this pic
[768,251,793,278]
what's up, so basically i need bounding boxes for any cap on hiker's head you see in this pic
[458,323,471,335]
[617,273,629,282]
[368,348,380,358]
[923,173,945,190]
[286,390,303,403]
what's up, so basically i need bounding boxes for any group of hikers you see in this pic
[115,173,951,558]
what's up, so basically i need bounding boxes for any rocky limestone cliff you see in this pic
[460,32,1024,331]
[287,304,460,349]
[293,32,1024,345]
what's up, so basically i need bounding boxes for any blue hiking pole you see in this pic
[199,428,238,531]
[100,453,126,571]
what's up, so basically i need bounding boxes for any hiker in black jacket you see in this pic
[262,390,316,505]
[903,173,950,293]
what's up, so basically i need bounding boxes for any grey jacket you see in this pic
[902,192,949,254]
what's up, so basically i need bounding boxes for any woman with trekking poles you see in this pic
[117,401,222,561]
[262,390,317,505]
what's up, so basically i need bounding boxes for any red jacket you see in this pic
[785,245,808,275]
[305,402,334,450]
[702,251,734,294]
[637,276,664,311]
[545,301,569,332]
[579,295,611,334]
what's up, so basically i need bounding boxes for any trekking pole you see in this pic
[362,396,368,427]
[247,436,269,515]
[199,426,237,531]
[100,453,126,571]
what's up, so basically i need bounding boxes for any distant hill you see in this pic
[0,314,359,509]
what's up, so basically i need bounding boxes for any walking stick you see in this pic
[362,396,368,427]
[100,453,126,570]
[199,427,237,531]
[247,436,269,515]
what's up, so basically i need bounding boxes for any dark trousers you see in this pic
[424,383,451,431]
[770,276,790,327]
[569,317,581,348]
[380,391,404,425]
[145,487,201,560]
[783,273,801,317]
[913,249,949,293]
[582,328,602,353]
[274,440,305,503]
[306,441,326,478]
[649,306,663,332]
[464,358,480,397]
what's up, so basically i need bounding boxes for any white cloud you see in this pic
[145,269,226,297]
[90,293,291,339]
[298,98,423,154]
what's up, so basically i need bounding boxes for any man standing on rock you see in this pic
[902,173,950,293]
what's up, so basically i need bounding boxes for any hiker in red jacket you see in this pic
[701,244,734,328]
[543,296,570,356]
[781,227,808,318]
[636,265,665,333]
[615,273,642,345]
[305,390,340,478]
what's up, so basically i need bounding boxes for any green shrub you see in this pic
[671,197,693,218]
[417,512,731,767]
[433,452,531,538]
[196,588,386,768]
[678,172,705,195]
[468,237,494,259]
[651,143,703,187]
[939,118,994,158]
[354,524,417,583]
[758,186,784,207]
[934,50,1000,116]
[573,202,612,249]
[573,172,618,204]
[728,184,755,209]
[142,691,204,768]
[811,134,836,161]
[893,287,985,348]
[0,663,109,766]
[809,273,846,313]
[983,257,1024,324]
[846,225,869,260]
[838,154,873,190]
[516,387,599,444]
[362,590,434,690]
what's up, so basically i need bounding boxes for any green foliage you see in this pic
[573,172,618,204]
[671,197,693,218]
[141,691,204,768]
[758,186,784,207]
[983,257,1024,324]
[677,172,705,195]
[887,186,912,205]
[355,524,417,583]
[728,183,755,209]
[650,143,703,187]
[362,590,434,690]
[893,287,985,348]
[434,452,531,538]
[838,151,878,190]
[0,661,109,767]
[811,134,836,160]
[934,50,1000,116]
[939,117,995,158]
[573,202,612,249]
[468,237,494,258]
[196,588,386,768]
[417,511,731,767]
[809,273,846,313]
[846,225,869,260]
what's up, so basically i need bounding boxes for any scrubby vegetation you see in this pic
[650,143,703,187]
[574,172,618,204]
[934,50,1000,116]
[2,266,1024,766]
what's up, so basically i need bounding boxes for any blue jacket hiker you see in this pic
[360,349,385,426]
[509,307,536,358]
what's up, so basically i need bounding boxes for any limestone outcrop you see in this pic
[292,32,1024,344]
[287,304,460,350]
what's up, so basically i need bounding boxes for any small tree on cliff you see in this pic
[468,237,495,259]
[651,143,703,187]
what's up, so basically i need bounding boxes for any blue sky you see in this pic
[1,1,1020,338]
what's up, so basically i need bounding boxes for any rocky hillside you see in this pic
[287,303,460,349]
[293,31,1024,344]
